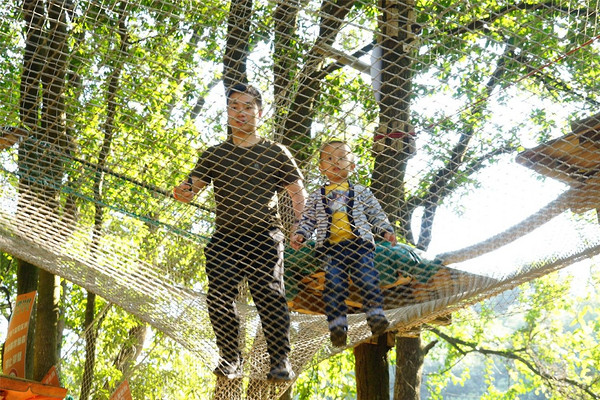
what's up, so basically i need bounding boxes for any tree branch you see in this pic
[323,41,375,75]
[429,327,600,399]
[281,0,355,152]
[416,39,513,249]
[532,70,600,108]
[190,78,221,121]
[445,3,591,37]
[422,142,517,209]
[0,286,12,321]
[422,339,438,357]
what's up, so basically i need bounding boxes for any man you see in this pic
[173,83,306,381]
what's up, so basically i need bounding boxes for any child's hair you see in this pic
[319,139,355,162]
[226,83,263,110]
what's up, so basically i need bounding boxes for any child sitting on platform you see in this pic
[290,140,396,347]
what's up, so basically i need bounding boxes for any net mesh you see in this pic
[1,0,599,398]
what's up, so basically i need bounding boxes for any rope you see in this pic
[0,0,598,398]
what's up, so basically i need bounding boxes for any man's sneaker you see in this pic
[367,314,390,336]
[214,357,243,379]
[329,325,348,347]
[267,357,295,382]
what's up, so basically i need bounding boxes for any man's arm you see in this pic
[286,179,307,249]
[173,176,207,203]
[284,179,307,222]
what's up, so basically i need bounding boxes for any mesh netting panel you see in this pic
[1,0,599,398]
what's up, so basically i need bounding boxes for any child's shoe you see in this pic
[367,314,389,336]
[329,325,348,347]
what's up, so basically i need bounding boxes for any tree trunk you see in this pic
[368,0,420,397]
[279,0,354,163]
[17,0,70,382]
[113,324,148,377]
[82,5,128,394]
[101,322,148,394]
[393,336,424,400]
[17,260,38,379]
[273,0,300,146]
[355,334,393,400]
[223,0,253,89]
[17,0,45,378]
[16,261,39,296]
[370,0,417,238]
[80,292,97,400]
[16,0,40,382]
[33,270,60,381]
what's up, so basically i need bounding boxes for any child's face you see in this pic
[227,92,262,134]
[319,143,355,183]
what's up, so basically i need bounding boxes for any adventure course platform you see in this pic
[284,242,493,319]
[516,112,600,214]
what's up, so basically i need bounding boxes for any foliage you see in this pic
[293,349,358,399]
[0,253,16,325]
[0,0,599,397]
[422,264,600,399]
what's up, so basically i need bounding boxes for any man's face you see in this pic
[227,92,262,134]
[319,143,355,183]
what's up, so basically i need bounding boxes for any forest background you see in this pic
[0,0,599,398]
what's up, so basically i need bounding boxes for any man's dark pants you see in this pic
[205,229,291,365]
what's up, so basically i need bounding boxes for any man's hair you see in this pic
[226,83,263,110]
[319,139,355,162]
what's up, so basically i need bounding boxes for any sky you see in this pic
[421,157,600,279]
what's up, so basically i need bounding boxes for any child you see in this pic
[290,140,396,347]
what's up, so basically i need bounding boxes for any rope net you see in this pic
[0,0,599,397]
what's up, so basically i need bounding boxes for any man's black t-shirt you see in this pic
[191,138,301,234]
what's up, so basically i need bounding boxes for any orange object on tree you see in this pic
[0,375,67,400]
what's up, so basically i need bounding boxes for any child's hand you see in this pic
[290,233,305,250]
[173,182,194,203]
[384,231,397,246]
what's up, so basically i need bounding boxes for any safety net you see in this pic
[0,0,599,398]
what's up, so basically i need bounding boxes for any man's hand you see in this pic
[290,233,305,250]
[173,182,195,203]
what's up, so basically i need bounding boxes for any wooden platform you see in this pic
[516,112,600,213]
[0,376,67,400]
[516,113,600,186]
[285,242,492,316]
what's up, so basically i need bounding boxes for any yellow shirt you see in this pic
[325,182,355,243]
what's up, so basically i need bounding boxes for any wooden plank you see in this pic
[288,265,492,316]
[0,376,67,400]
[516,132,600,185]
[571,112,600,135]
[516,113,600,187]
